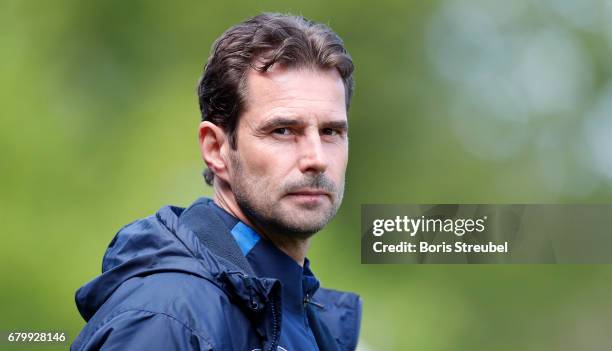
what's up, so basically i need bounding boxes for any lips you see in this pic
[286,188,330,197]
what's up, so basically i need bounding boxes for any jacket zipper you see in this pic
[303,293,325,309]
[268,296,281,351]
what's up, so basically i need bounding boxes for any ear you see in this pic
[199,121,231,183]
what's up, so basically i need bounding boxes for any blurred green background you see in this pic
[2,0,612,350]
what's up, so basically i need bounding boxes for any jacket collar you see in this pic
[177,197,254,275]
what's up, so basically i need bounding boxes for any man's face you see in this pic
[227,65,348,238]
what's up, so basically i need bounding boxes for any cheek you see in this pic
[327,144,349,178]
[237,138,290,179]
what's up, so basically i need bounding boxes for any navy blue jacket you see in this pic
[72,198,362,350]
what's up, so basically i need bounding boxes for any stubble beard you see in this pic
[229,151,345,239]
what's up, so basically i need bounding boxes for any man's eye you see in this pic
[272,127,291,135]
[322,128,339,136]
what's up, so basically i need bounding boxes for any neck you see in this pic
[213,181,310,266]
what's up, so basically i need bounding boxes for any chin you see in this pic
[281,222,324,238]
[284,213,331,233]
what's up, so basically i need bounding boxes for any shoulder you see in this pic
[112,272,228,313]
[107,272,244,334]
[74,273,253,350]
[71,308,214,351]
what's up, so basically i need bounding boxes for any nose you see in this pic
[297,132,328,175]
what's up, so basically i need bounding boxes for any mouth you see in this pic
[287,188,329,196]
[285,188,331,204]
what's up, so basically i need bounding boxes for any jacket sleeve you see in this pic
[73,309,213,351]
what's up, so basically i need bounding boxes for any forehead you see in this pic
[242,65,347,123]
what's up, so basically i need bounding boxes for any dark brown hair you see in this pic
[197,12,354,185]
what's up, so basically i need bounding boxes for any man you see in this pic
[72,12,361,351]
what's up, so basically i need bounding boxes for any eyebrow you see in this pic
[321,120,348,132]
[258,117,348,132]
[258,117,305,131]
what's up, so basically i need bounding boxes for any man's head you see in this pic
[197,13,354,239]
